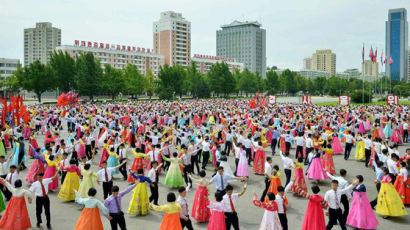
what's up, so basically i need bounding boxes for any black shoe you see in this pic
[37,223,41,228]
[47,224,52,229]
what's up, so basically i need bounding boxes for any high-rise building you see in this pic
[386,8,408,81]
[24,22,61,66]
[312,49,336,76]
[191,54,244,75]
[303,57,312,70]
[153,11,191,67]
[362,60,379,78]
[0,58,20,80]
[344,68,361,79]
[216,20,266,78]
[408,47,410,80]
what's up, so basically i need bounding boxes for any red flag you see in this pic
[362,44,364,64]
[372,49,377,63]
[369,46,374,60]
[389,57,393,65]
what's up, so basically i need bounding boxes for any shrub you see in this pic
[351,90,373,103]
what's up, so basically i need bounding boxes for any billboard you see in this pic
[386,95,399,105]
[268,95,277,104]
[339,95,350,106]
[302,95,311,104]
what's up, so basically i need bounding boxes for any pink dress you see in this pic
[191,183,211,222]
[207,202,226,230]
[77,139,86,159]
[331,136,343,155]
[390,128,402,144]
[98,147,109,168]
[236,150,249,177]
[307,154,329,180]
[346,184,378,229]
[358,122,365,134]
[43,160,58,190]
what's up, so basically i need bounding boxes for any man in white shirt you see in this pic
[363,135,373,167]
[148,161,162,205]
[260,157,273,202]
[279,151,294,186]
[224,129,233,156]
[295,133,305,159]
[326,169,350,223]
[304,133,314,165]
[209,167,246,194]
[244,134,253,166]
[276,185,291,230]
[117,143,128,180]
[223,184,247,230]
[98,160,126,199]
[403,121,408,143]
[29,171,59,229]
[343,130,354,160]
[387,154,400,184]
[324,180,351,230]
[201,137,211,170]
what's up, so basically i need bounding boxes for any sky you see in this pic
[1,0,409,72]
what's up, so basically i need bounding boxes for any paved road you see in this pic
[8,126,409,230]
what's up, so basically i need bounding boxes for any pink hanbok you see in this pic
[346,184,378,229]
[331,136,343,155]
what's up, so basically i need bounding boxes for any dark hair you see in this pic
[297,157,303,163]
[312,185,320,194]
[226,185,233,191]
[10,165,17,169]
[69,159,76,165]
[172,152,178,157]
[331,180,339,184]
[151,161,158,166]
[137,168,144,174]
[266,156,272,162]
[277,186,285,193]
[88,188,97,197]
[167,192,176,202]
[37,172,44,177]
[48,155,55,161]
[215,192,224,202]
[84,164,91,170]
[273,165,279,171]
[112,186,120,193]
[356,175,364,183]
[178,187,186,193]
[14,179,22,188]
[400,161,406,168]
[102,161,107,164]
[391,153,399,160]
[267,192,276,201]
[199,170,206,177]
[217,166,224,171]
[340,169,347,176]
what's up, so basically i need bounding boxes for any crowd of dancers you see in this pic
[0,99,408,230]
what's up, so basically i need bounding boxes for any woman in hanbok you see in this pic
[188,171,211,222]
[25,147,46,184]
[98,141,110,167]
[307,149,328,182]
[266,165,282,198]
[291,157,307,195]
[28,135,39,157]
[346,175,378,229]
[300,186,327,230]
[162,152,185,188]
[43,155,59,191]
[127,148,149,182]
[151,192,183,230]
[220,156,235,178]
[253,192,282,230]
[11,141,26,169]
[253,141,266,175]
[358,119,365,134]
[78,164,99,198]
[390,124,403,144]
[394,161,410,205]
[74,188,109,230]
[321,145,335,175]
[383,119,392,139]
[128,169,152,216]
[235,142,249,177]
[207,192,226,230]
[58,159,81,201]
[23,124,31,140]
[376,167,408,218]
[77,136,86,160]
[0,179,32,230]
[331,133,343,155]
[354,135,365,160]
[106,146,120,175]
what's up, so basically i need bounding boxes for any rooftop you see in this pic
[221,20,262,28]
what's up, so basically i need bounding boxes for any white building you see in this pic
[56,41,165,77]
[298,69,330,79]
[24,22,61,66]
[0,58,19,80]
[153,11,191,67]
[303,57,312,70]
[191,54,244,74]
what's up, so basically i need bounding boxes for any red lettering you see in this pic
[106,43,110,49]
[137,47,141,52]
[74,40,79,46]
[142,48,145,52]
[132,47,136,51]
[100,43,104,48]
[87,41,92,47]
[94,42,98,48]
[81,41,86,46]
[116,45,121,50]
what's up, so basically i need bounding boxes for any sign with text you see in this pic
[386,95,399,105]
[339,95,350,106]
[268,95,277,104]
[302,95,311,104]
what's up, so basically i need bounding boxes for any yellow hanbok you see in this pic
[127,176,151,216]
[58,166,81,201]
[376,177,408,216]
[354,140,365,160]
[78,169,99,198]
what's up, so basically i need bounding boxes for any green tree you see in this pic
[75,53,102,100]
[123,64,146,99]
[313,76,327,95]
[100,64,125,100]
[145,69,155,100]
[280,69,298,95]
[265,70,279,94]
[351,90,373,103]
[0,75,22,93]
[239,69,258,97]
[185,62,210,98]
[49,50,76,92]
[207,62,235,97]
[393,83,410,97]
[156,64,186,100]
[17,61,56,102]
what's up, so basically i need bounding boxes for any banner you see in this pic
[302,95,311,104]
[386,95,399,105]
[339,95,350,106]
[268,95,277,104]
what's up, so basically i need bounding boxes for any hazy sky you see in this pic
[1,0,409,71]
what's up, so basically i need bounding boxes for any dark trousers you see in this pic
[149,182,159,205]
[119,162,127,180]
[109,212,127,230]
[61,171,67,184]
[163,158,170,171]
[85,144,92,160]
[183,165,192,185]
[103,181,113,199]
[260,178,270,202]
[0,175,11,201]
[18,151,26,170]
[365,148,371,167]
[305,147,313,164]
[295,145,303,159]
[340,194,349,223]
[271,138,278,155]
[370,183,381,208]
[191,154,200,175]
[403,130,408,143]
[344,143,353,160]
[234,158,239,175]
[278,213,288,230]
[36,196,51,226]
[225,211,240,230]
[201,151,209,169]
[224,141,232,156]
[72,151,78,166]
[284,169,291,187]
[326,208,346,230]
[285,142,291,153]
[245,148,252,165]
[180,216,194,230]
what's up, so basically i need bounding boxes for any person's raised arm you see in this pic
[238,182,248,197]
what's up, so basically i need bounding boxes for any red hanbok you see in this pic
[291,163,307,194]
[191,185,211,222]
[301,195,327,230]
[394,173,410,205]
[253,149,265,175]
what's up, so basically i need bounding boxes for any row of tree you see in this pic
[1,51,409,102]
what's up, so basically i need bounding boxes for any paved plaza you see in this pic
[8,125,409,230]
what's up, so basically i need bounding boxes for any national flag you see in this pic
[389,57,393,65]
[372,49,377,62]
[380,50,384,66]
[369,46,374,60]
[362,44,364,64]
